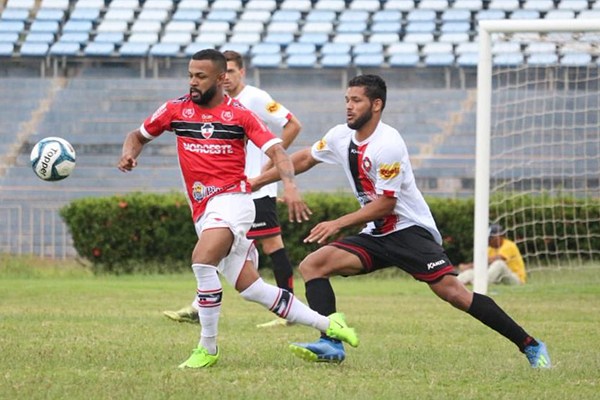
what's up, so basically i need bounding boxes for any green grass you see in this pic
[1,257,599,400]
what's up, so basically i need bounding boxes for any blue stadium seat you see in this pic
[557,0,588,11]
[84,42,114,57]
[314,0,346,12]
[287,54,317,68]
[545,10,575,19]
[30,20,60,34]
[0,42,14,56]
[493,53,524,66]
[440,22,470,33]
[62,20,93,33]
[70,8,101,21]
[383,0,415,11]
[161,32,193,45]
[49,41,80,56]
[369,33,399,45]
[388,54,420,67]
[371,22,402,33]
[442,9,471,21]
[0,21,25,33]
[35,9,64,21]
[456,52,479,67]
[240,10,271,23]
[353,43,383,56]
[405,22,436,34]
[0,32,19,44]
[333,33,364,45]
[407,10,436,22]
[57,32,88,44]
[25,32,55,44]
[128,33,159,44]
[355,53,384,67]
[321,42,351,55]
[172,9,202,21]
[527,53,558,65]
[387,42,419,56]
[424,53,455,66]
[262,33,294,45]
[149,43,181,57]
[560,53,591,66]
[337,22,367,34]
[349,0,380,11]
[306,10,336,22]
[185,43,216,56]
[510,10,540,19]
[476,10,506,20]
[19,42,49,56]
[206,10,237,22]
[94,33,125,44]
[372,10,401,22]
[251,43,280,56]
[219,43,250,56]
[251,53,281,68]
[339,10,370,23]
[297,33,329,45]
[1,8,29,21]
[119,42,150,57]
[286,42,316,55]
[522,0,554,11]
[271,10,301,22]
[321,53,352,68]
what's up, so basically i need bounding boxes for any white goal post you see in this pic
[474,19,600,294]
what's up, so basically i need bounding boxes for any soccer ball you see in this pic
[30,137,76,181]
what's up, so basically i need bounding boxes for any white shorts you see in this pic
[194,193,259,286]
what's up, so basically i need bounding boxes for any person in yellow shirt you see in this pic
[458,224,526,285]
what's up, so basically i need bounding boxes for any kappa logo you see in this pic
[427,259,446,270]
[200,123,214,138]
[182,108,195,119]
[378,162,401,180]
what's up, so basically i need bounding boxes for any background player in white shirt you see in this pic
[119,49,358,369]
[164,50,302,328]
[251,74,551,368]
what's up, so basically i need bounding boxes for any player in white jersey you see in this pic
[251,74,551,368]
[163,51,302,328]
[118,49,358,369]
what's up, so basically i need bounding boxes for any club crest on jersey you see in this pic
[200,123,214,138]
[192,181,220,202]
[221,110,233,121]
[363,156,372,172]
[315,138,327,151]
[182,108,195,119]
[378,162,401,180]
[266,101,281,113]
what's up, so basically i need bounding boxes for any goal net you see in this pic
[473,20,600,294]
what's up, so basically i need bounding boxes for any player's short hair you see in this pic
[348,74,387,111]
[223,50,244,70]
[191,49,227,73]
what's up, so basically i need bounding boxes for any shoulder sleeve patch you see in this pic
[378,162,401,180]
[266,101,281,113]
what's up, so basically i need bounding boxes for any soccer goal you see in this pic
[473,19,600,294]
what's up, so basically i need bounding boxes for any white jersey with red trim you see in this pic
[140,94,282,221]
[310,121,442,243]
[235,85,293,199]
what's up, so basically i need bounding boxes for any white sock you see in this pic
[240,278,330,332]
[192,263,222,354]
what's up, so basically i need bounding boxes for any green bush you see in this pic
[61,192,599,274]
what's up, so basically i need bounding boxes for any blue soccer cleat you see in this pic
[289,337,346,363]
[524,340,551,368]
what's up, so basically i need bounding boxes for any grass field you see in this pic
[1,256,599,400]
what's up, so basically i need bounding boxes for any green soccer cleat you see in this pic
[325,312,359,348]
[178,346,220,369]
[163,306,199,324]
[256,317,292,328]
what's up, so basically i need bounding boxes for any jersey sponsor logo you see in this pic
[182,108,195,119]
[201,114,213,121]
[427,259,446,270]
[192,181,220,202]
[221,110,233,121]
[362,156,372,172]
[201,123,214,138]
[251,221,267,229]
[315,138,327,151]
[349,148,361,155]
[183,142,234,154]
[266,101,280,113]
[150,102,168,123]
[378,162,400,180]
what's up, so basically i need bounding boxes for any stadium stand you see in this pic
[0,0,599,257]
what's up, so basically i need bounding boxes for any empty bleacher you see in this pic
[1,0,599,70]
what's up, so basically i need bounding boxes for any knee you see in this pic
[298,254,325,280]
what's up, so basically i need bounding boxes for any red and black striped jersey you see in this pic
[140,94,282,221]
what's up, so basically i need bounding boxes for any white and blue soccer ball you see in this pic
[30,137,76,181]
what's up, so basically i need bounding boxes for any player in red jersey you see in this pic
[118,49,359,369]
[251,74,550,368]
